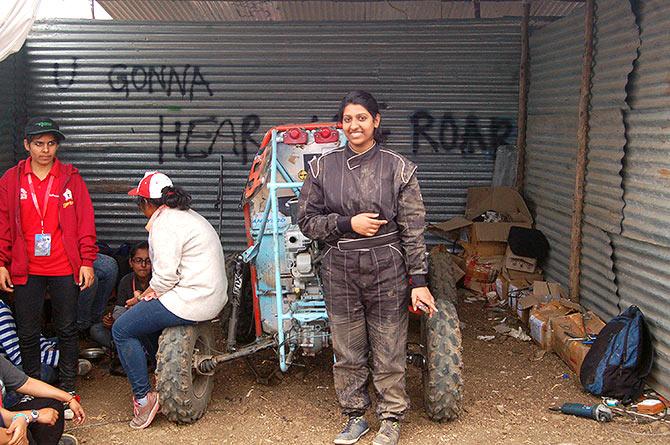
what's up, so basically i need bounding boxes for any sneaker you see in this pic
[333,416,370,445]
[129,391,160,429]
[77,359,92,376]
[372,419,401,445]
[58,433,79,445]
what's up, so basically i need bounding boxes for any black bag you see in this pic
[579,306,653,403]
[507,226,549,260]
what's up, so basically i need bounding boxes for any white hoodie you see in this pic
[148,207,227,321]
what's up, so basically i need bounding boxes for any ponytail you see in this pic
[161,186,191,210]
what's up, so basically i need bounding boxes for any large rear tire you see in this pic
[422,248,463,421]
[156,323,214,424]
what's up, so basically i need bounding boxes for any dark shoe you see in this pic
[129,391,160,429]
[109,357,126,376]
[372,419,401,445]
[333,416,370,445]
[58,433,79,445]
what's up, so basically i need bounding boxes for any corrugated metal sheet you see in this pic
[20,18,520,250]
[526,7,584,115]
[524,5,584,286]
[617,0,670,396]
[97,1,584,23]
[533,204,571,290]
[622,0,670,248]
[584,0,637,234]
[580,223,618,320]
[612,234,670,399]
[0,50,26,173]
[628,0,670,109]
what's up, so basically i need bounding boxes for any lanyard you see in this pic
[26,174,55,234]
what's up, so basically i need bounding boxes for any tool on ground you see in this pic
[549,403,613,422]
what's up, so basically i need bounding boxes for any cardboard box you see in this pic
[519,281,580,328]
[551,312,606,376]
[494,268,544,316]
[528,301,577,350]
[464,187,533,243]
[429,187,534,256]
[504,245,538,273]
[463,255,504,293]
[462,241,507,257]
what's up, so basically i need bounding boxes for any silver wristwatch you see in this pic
[30,409,39,423]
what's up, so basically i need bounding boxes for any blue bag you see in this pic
[579,306,653,403]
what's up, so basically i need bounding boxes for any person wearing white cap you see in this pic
[112,171,228,429]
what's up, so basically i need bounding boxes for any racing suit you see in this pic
[297,142,428,420]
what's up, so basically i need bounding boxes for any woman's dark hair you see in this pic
[130,241,149,258]
[337,90,384,143]
[136,186,192,211]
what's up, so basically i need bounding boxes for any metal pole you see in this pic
[569,0,595,302]
[515,0,530,192]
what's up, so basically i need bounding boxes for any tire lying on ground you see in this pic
[156,323,215,424]
[422,247,464,421]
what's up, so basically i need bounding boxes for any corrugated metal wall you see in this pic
[579,0,637,323]
[525,7,583,289]
[526,0,670,397]
[18,19,520,250]
[0,50,26,173]
[620,0,670,398]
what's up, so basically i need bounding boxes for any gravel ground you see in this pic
[69,294,668,445]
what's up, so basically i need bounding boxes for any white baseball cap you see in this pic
[128,171,173,199]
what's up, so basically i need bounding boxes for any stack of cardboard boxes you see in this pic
[430,186,540,297]
[429,186,607,375]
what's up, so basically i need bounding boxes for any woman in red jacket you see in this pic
[0,117,97,396]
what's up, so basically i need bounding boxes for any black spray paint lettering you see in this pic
[411,111,513,154]
[158,115,260,165]
[108,64,214,100]
[53,57,78,90]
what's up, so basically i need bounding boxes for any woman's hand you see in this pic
[78,266,95,290]
[125,290,142,308]
[411,287,438,318]
[0,267,13,293]
[36,408,58,426]
[6,417,28,445]
[351,213,387,237]
[140,287,158,301]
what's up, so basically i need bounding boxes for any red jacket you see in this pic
[0,159,98,285]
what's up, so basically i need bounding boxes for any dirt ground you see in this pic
[69,293,668,445]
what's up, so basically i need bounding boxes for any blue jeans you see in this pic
[78,254,119,333]
[112,299,194,399]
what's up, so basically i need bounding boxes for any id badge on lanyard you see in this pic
[27,175,55,257]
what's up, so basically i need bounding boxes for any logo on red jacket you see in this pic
[63,188,74,208]
[19,188,27,200]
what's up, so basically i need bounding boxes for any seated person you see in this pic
[90,242,151,349]
[0,300,91,409]
[0,354,85,445]
[77,253,119,339]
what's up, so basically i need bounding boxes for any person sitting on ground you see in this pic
[0,300,92,398]
[113,172,227,429]
[0,354,85,445]
[77,253,118,345]
[92,242,151,349]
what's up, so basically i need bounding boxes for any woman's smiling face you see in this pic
[341,103,380,152]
